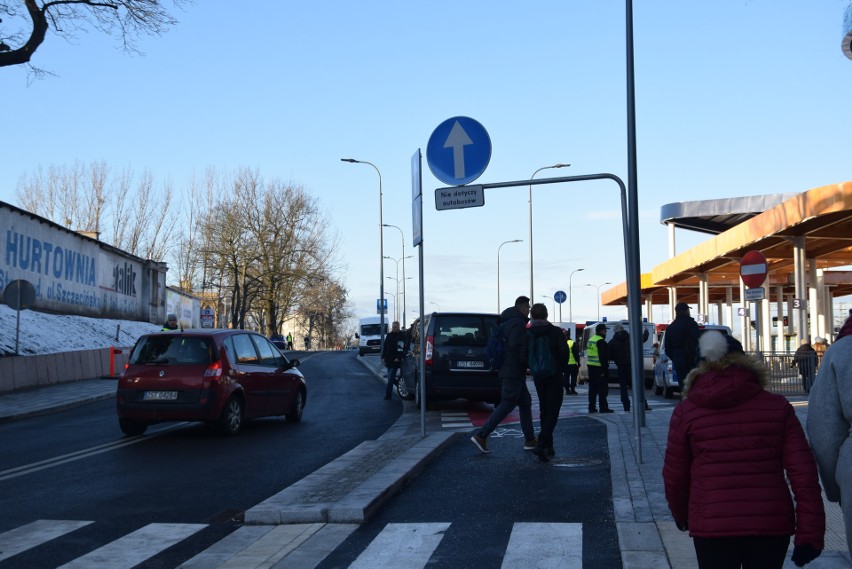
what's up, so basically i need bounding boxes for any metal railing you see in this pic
[751,352,822,396]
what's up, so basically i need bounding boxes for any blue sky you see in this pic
[2,1,851,328]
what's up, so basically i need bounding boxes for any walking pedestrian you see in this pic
[586,323,613,413]
[520,303,568,462]
[607,324,651,412]
[664,331,825,569]
[470,296,537,454]
[793,338,818,393]
[161,313,179,331]
[664,302,700,392]
[381,321,407,400]
[807,316,852,562]
[562,328,580,395]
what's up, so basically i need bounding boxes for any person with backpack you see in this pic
[520,303,568,462]
[470,296,536,454]
[563,328,580,395]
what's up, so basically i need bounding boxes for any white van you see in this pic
[357,316,388,357]
[578,320,656,389]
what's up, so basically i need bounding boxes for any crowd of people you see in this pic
[374,295,852,568]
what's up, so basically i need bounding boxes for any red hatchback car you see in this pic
[116,329,306,436]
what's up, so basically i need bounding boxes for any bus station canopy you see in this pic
[603,181,852,307]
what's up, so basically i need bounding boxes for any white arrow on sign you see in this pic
[443,120,473,180]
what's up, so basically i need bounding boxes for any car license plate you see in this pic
[456,361,485,369]
[143,391,178,401]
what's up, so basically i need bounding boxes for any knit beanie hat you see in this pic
[698,331,744,363]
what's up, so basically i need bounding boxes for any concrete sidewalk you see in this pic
[1,356,850,568]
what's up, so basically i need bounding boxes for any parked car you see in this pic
[269,334,288,351]
[116,329,306,436]
[653,324,733,398]
[397,312,500,408]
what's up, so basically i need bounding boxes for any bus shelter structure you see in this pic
[602,181,852,352]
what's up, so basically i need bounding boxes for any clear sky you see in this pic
[2,1,851,329]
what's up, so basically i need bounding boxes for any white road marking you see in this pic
[0,520,93,562]
[58,522,207,569]
[348,522,450,569]
[501,522,583,568]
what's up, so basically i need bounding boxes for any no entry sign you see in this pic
[740,250,768,289]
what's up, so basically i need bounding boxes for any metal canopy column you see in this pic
[793,237,807,342]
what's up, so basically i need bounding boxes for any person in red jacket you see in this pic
[663,331,825,568]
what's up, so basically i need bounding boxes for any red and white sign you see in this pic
[740,250,768,289]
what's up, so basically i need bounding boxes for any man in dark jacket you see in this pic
[381,321,407,400]
[608,324,652,412]
[793,338,818,393]
[520,303,568,462]
[608,324,633,411]
[665,303,700,392]
[470,296,535,454]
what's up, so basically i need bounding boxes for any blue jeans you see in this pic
[476,376,535,441]
[385,366,400,398]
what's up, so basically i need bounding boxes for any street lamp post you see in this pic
[342,158,385,350]
[586,282,612,322]
[384,291,396,323]
[568,268,585,323]
[529,163,570,301]
[497,239,523,313]
[382,224,409,327]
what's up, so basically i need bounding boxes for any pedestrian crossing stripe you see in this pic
[502,523,583,568]
[0,519,93,562]
[57,523,207,569]
[3,520,587,568]
[349,522,451,568]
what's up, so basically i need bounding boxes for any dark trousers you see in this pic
[587,365,609,411]
[564,364,579,393]
[476,376,535,441]
[616,365,631,410]
[533,376,564,449]
[385,366,400,398]
[693,535,789,569]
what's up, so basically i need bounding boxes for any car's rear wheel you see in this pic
[396,378,414,400]
[664,386,675,399]
[217,397,244,435]
[285,390,304,423]
[654,385,663,396]
[119,418,147,436]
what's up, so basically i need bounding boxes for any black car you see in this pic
[397,312,500,408]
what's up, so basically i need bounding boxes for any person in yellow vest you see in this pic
[587,323,613,413]
[562,328,580,395]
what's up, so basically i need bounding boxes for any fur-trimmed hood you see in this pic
[682,351,769,407]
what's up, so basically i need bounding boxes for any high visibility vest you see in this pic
[566,339,577,365]
[587,334,604,367]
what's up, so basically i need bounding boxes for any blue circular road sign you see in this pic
[426,116,492,186]
[554,290,567,304]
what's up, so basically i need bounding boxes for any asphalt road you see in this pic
[317,414,620,569]
[0,351,400,569]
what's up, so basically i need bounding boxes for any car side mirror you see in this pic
[355,333,360,339]
[289,358,300,369]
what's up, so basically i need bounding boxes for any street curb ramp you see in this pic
[244,430,457,525]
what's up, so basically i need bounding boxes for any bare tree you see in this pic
[14,161,180,261]
[0,1,186,74]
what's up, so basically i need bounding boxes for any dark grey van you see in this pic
[397,312,500,408]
